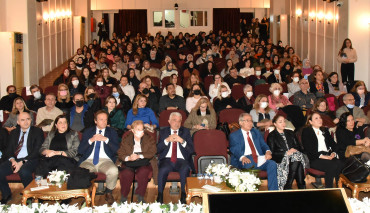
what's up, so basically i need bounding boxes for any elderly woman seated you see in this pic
[237,84,255,113]
[184,98,217,135]
[117,120,157,203]
[250,94,275,131]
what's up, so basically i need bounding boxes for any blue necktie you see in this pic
[93,130,102,165]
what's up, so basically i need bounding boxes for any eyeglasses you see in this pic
[240,119,253,123]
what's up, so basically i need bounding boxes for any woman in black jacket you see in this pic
[302,112,343,188]
[213,84,237,113]
[335,112,370,161]
[83,86,102,130]
[267,115,306,190]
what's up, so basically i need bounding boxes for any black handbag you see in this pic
[217,122,230,138]
[342,156,370,183]
[124,158,150,168]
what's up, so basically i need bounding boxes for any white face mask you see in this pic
[96,81,104,87]
[221,91,229,98]
[255,71,261,76]
[33,91,41,99]
[274,69,280,75]
[260,102,268,109]
[72,80,79,86]
[293,77,299,83]
[273,90,281,96]
[134,130,144,138]
[246,91,253,98]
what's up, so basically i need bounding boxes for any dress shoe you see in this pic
[105,192,115,205]
[156,192,163,203]
[180,192,187,204]
[0,194,12,204]
[137,195,145,203]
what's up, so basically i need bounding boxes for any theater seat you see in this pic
[6,173,22,183]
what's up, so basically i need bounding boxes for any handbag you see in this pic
[345,145,370,158]
[124,158,150,168]
[216,122,230,138]
[342,156,370,183]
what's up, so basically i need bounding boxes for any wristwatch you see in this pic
[22,159,27,164]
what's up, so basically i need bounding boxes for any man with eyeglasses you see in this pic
[293,78,316,110]
[229,113,278,190]
[336,93,369,127]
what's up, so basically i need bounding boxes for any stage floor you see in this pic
[4,175,369,206]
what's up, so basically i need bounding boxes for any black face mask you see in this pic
[87,93,95,99]
[142,88,149,95]
[75,100,84,107]
[9,93,16,98]
[193,90,201,95]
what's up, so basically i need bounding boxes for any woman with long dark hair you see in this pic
[337,38,357,84]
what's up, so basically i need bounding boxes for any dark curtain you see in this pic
[213,8,240,33]
[114,10,148,36]
[103,13,109,37]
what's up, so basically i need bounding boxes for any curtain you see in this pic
[213,8,240,33]
[114,10,148,37]
[103,13,109,37]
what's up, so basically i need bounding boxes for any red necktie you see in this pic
[247,132,258,164]
[14,131,26,157]
[171,130,178,163]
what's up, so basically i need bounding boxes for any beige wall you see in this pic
[348,0,370,87]
[90,0,270,37]
[289,0,342,76]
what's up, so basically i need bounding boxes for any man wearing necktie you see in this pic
[229,113,278,190]
[0,112,44,204]
[78,110,119,205]
[157,112,194,204]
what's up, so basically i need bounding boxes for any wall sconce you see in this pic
[317,11,324,23]
[66,10,72,18]
[325,12,333,24]
[309,11,316,21]
[174,3,179,10]
[43,12,49,24]
[295,9,302,18]
[49,11,56,22]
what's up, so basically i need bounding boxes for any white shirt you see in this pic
[239,67,255,78]
[162,85,184,97]
[240,129,260,161]
[165,129,187,159]
[120,84,135,101]
[87,128,110,160]
[312,127,328,152]
[124,138,144,161]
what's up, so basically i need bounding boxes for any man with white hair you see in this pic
[336,93,369,126]
[157,112,194,204]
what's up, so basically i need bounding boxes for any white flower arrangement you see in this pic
[205,163,231,181]
[47,170,69,188]
[365,160,370,167]
[348,197,370,213]
[226,169,261,192]
[0,202,203,213]
[205,163,261,192]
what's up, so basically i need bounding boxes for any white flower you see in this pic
[349,197,370,213]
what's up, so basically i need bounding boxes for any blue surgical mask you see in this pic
[112,92,119,98]
[346,104,354,109]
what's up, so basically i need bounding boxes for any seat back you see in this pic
[254,84,271,96]
[324,94,339,112]
[150,77,161,88]
[44,86,58,96]
[159,109,187,127]
[193,129,229,173]
[338,93,345,107]
[218,108,245,124]
[204,76,214,93]
[231,84,245,100]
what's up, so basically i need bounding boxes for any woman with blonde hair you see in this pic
[268,83,291,112]
[213,85,237,113]
[184,98,217,135]
[124,94,158,130]
[56,83,73,114]
[3,97,35,132]
[250,94,275,130]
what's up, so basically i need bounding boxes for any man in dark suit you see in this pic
[78,110,119,205]
[157,112,194,204]
[0,112,44,204]
[229,113,278,190]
